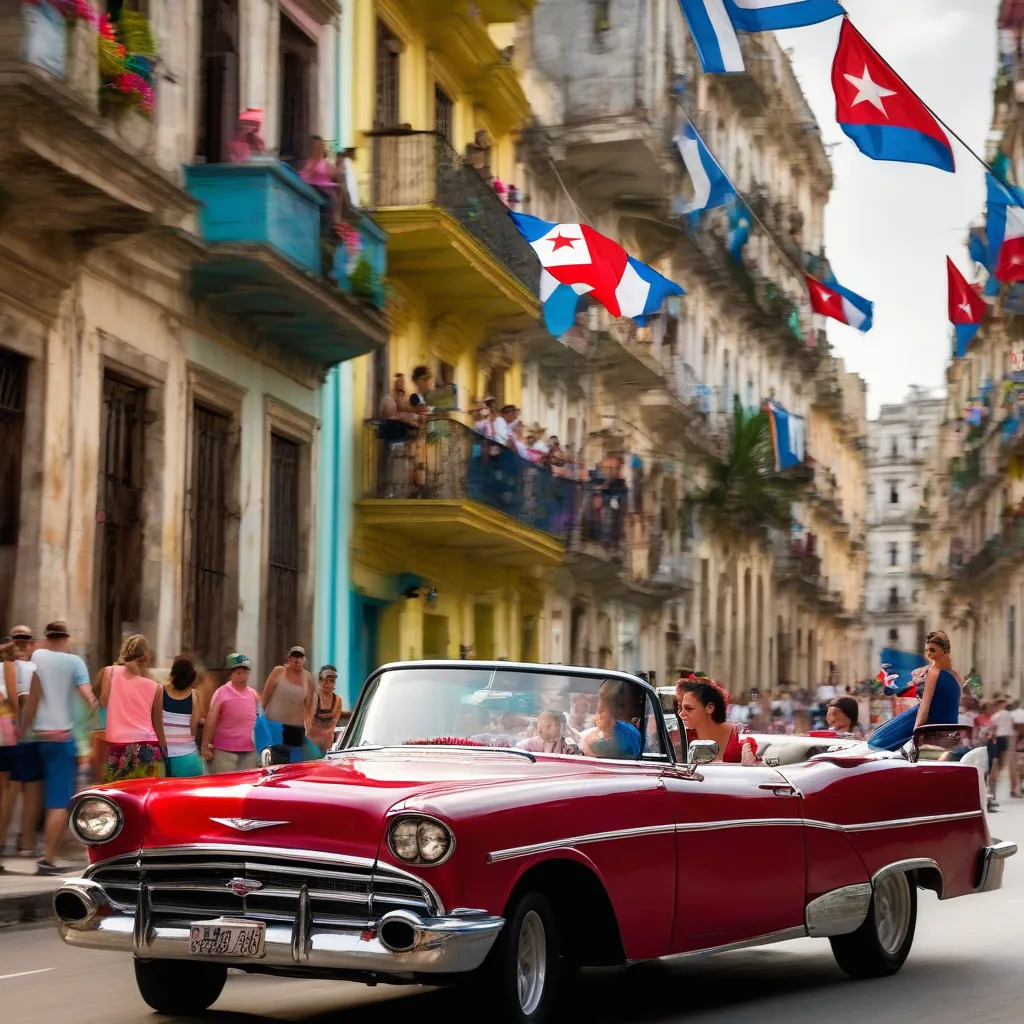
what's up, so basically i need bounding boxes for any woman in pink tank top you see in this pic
[100,635,167,783]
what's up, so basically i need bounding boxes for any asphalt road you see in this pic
[2,797,1022,1024]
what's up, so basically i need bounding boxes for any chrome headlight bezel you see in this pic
[386,814,455,867]
[70,795,123,846]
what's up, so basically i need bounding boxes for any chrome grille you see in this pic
[88,849,438,928]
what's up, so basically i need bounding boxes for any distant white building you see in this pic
[864,389,946,662]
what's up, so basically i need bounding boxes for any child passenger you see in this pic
[517,711,579,755]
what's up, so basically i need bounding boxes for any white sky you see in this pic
[776,0,999,416]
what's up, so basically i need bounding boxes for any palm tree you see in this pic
[692,398,803,532]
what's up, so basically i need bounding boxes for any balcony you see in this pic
[184,162,388,371]
[774,541,822,588]
[366,130,539,323]
[951,517,1024,583]
[0,1,193,247]
[592,317,667,389]
[566,486,627,578]
[358,418,574,567]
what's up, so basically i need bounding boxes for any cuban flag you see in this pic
[509,212,684,338]
[806,273,873,333]
[947,257,987,358]
[677,0,844,75]
[673,123,735,214]
[832,19,954,173]
[764,400,805,471]
[878,648,927,695]
[987,174,1024,282]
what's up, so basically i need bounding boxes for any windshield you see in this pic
[340,665,664,761]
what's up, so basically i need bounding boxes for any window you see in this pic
[375,20,401,128]
[196,0,239,163]
[888,627,899,644]
[185,405,235,666]
[888,587,899,609]
[890,439,898,459]
[0,348,27,629]
[911,540,921,566]
[484,367,505,410]
[434,86,453,143]
[264,433,302,673]
[1010,606,1017,671]
[889,482,899,505]
[889,542,898,567]
[279,13,315,165]
[910,433,918,452]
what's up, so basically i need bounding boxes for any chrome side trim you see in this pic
[804,884,872,938]
[486,810,983,863]
[650,925,807,963]
[822,810,983,833]
[487,824,677,864]
[873,858,944,897]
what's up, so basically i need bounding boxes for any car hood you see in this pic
[119,748,597,861]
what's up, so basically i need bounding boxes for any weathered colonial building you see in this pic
[1,0,386,678]
[864,389,944,664]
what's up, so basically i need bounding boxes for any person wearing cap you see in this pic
[493,404,518,446]
[202,655,261,774]
[0,626,43,858]
[20,621,98,874]
[261,646,315,757]
[825,696,863,737]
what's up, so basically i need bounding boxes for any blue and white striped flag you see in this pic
[673,123,735,215]
[676,0,845,74]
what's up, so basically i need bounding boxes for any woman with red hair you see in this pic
[676,675,758,764]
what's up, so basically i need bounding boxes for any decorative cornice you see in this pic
[376,0,416,45]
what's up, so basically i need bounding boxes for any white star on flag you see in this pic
[843,65,897,117]
[958,301,972,316]
[817,287,833,304]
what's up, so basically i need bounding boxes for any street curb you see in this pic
[0,889,55,930]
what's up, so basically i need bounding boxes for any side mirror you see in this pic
[688,739,719,765]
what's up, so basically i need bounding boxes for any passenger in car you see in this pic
[581,685,642,759]
[517,711,579,755]
[677,677,758,764]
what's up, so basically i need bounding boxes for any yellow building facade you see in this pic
[345,0,557,671]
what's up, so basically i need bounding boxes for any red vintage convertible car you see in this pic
[53,661,1015,1024]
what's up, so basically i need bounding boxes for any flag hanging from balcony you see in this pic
[676,0,844,74]
[986,174,1024,282]
[673,122,735,214]
[806,272,873,333]
[832,19,954,173]
[947,257,987,358]
[764,401,805,472]
[509,212,684,338]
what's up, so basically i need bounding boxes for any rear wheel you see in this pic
[479,891,562,1024]
[830,871,917,978]
[134,958,227,1014]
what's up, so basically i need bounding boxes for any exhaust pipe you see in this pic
[53,880,112,932]
[377,910,423,953]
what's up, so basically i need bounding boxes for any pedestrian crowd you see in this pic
[0,622,342,875]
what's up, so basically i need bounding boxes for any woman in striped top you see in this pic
[163,656,203,777]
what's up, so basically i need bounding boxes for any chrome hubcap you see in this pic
[516,910,547,1015]
[874,872,912,955]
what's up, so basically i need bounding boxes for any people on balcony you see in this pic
[227,108,266,163]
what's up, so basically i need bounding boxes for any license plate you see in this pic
[188,919,266,959]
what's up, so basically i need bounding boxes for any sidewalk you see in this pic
[0,848,88,929]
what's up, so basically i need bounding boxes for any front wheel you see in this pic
[134,958,227,1014]
[830,871,917,978]
[481,892,562,1024]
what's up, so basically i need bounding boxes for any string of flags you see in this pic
[508,3,1018,362]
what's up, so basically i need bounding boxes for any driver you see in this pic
[581,683,642,759]
[517,711,579,755]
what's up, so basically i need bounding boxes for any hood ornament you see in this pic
[227,877,264,897]
[210,817,290,832]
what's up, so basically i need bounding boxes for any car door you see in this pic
[661,762,807,953]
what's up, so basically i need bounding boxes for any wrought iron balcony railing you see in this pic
[366,129,539,294]
[363,419,579,542]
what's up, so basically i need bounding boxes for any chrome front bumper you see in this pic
[976,840,1017,893]
[53,878,503,976]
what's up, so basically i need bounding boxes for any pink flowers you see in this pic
[110,71,154,113]
[56,0,96,21]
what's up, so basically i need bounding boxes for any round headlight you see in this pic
[417,820,451,863]
[388,816,454,865]
[72,797,122,845]
[390,819,420,862]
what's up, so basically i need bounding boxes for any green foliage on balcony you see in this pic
[691,397,804,532]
